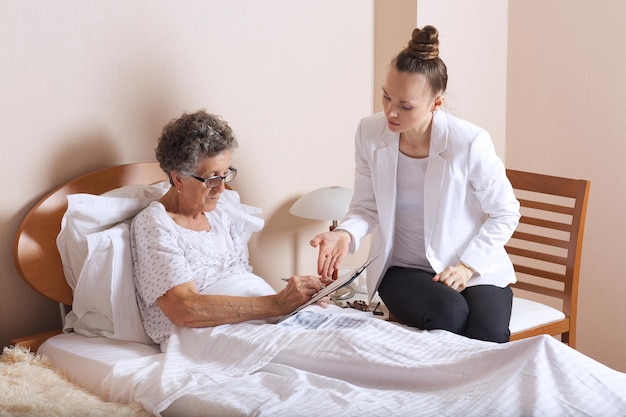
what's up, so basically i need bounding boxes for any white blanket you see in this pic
[113,308,626,417]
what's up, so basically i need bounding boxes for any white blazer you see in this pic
[338,111,521,301]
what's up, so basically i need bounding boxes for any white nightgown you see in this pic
[130,201,275,350]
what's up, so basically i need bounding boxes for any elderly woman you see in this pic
[130,110,327,350]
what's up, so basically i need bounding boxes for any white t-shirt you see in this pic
[390,153,434,273]
[130,201,275,349]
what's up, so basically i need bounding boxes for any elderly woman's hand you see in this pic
[277,275,326,313]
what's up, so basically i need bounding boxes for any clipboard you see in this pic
[275,256,378,324]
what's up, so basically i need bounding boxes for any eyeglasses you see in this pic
[190,167,237,188]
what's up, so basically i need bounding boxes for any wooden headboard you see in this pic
[13,162,168,306]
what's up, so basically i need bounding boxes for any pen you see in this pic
[281,277,325,292]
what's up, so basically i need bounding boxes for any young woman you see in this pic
[310,26,520,343]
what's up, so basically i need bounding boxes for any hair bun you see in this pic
[406,25,440,60]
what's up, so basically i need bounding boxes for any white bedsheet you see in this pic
[40,307,626,417]
[38,332,162,404]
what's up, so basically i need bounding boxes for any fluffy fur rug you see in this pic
[0,346,151,417]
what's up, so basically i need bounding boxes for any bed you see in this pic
[13,162,626,417]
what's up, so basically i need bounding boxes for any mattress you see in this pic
[38,332,161,404]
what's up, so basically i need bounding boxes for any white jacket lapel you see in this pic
[423,111,448,255]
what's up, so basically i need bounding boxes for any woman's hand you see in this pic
[432,262,474,291]
[310,230,351,279]
[315,294,331,308]
[315,275,334,308]
[277,275,325,313]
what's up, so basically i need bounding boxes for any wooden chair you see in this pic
[506,169,590,348]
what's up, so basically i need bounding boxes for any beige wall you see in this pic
[373,0,417,114]
[507,1,626,372]
[0,1,374,347]
[416,0,509,158]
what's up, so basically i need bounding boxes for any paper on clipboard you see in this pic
[275,256,378,324]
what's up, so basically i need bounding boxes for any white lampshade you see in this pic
[289,186,353,222]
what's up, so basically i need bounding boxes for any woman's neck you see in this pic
[159,188,211,231]
[399,124,431,158]
[158,188,181,213]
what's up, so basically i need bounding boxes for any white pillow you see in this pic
[65,220,154,343]
[58,183,170,291]
[57,181,263,344]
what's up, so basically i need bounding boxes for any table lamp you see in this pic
[289,186,355,299]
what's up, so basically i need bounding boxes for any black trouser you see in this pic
[378,266,513,343]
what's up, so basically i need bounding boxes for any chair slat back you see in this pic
[505,169,590,340]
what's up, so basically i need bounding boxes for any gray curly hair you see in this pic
[155,110,238,181]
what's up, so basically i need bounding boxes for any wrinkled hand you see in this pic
[432,262,474,291]
[316,275,334,308]
[277,275,326,313]
[315,294,331,308]
[310,230,351,279]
